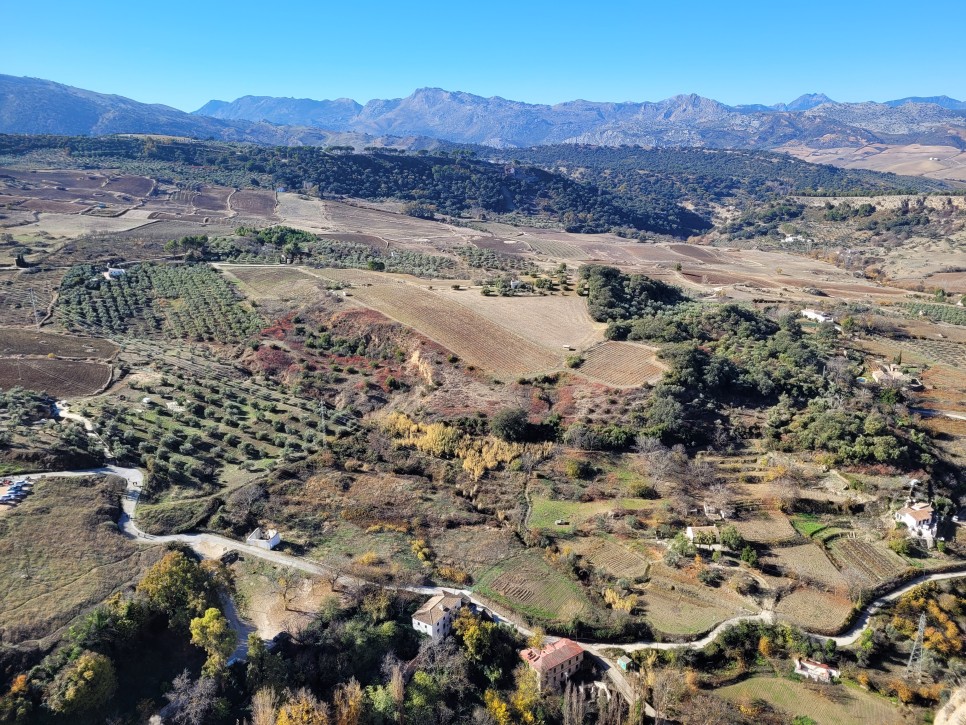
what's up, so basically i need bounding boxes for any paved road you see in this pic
[24,464,966,708]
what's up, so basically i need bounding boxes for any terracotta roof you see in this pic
[898,504,933,522]
[521,638,584,674]
[412,594,462,626]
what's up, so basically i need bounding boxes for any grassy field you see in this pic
[0,475,160,646]
[474,551,591,622]
[775,588,853,634]
[715,676,905,725]
[529,495,653,531]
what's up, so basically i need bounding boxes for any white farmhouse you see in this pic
[801,308,833,324]
[246,527,281,550]
[895,501,937,545]
[412,594,464,641]
[794,657,840,683]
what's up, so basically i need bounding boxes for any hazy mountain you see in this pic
[3,74,965,152]
[196,95,362,129]
[0,75,446,151]
[196,86,966,149]
[884,95,966,110]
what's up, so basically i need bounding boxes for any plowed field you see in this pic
[0,358,112,397]
[576,342,665,388]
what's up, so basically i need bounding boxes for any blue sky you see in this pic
[4,0,964,110]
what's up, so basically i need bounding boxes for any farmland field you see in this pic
[733,511,799,544]
[641,568,748,636]
[775,587,852,633]
[576,341,665,388]
[765,543,845,587]
[0,358,112,397]
[220,265,329,306]
[0,328,117,358]
[569,536,651,579]
[829,539,908,586]
[716,676,904,725]
[474,552,591,622]
[528,496,653,531]
[229,189,277,217]
[308,269,562,376]
[0,475,161,647]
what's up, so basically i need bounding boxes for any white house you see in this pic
[412,594,464,641]
[794,657,840,683]
[246,527,281,550]
[521,638,585,691]
[895,501,937,545]
[103,267,126,280]
[801,309,833,324]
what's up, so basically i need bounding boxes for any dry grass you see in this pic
[568,536,651,579]
[0,475,160,646]
[775,587,853,634]
[828,539,908,587]
[230,189,277,217]
[716,676,905,725]
[764,543,845,588]
[221,265,329,306]
[732,512,799,544]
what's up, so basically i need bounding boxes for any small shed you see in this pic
[617,655,634,671]
[246,527,281,550]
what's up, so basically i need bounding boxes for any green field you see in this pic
[474,551,591,622]
[529,496,653,531]
[715,676,904,725]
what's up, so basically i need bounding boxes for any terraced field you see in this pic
[765,543,845,588]
[576,341,665,388]
[474,553,591,622]
[222,266,329,307]
[775,587,852,634]
[569,536,651,579]
[828,539,908,586]
[733,511,799,544]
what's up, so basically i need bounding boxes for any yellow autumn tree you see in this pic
[275,688,329,725]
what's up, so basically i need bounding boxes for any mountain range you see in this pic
[3,74,966,151]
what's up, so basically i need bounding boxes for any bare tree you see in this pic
[251,688,279,725]
[562,681,586,725]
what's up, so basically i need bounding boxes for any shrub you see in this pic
[489,408,529,442]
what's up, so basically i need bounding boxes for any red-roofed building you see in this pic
[794,657,840,683]
[520,638,585,691]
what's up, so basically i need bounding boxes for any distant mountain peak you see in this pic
[776,93,835,112]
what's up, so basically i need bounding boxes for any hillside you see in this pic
[0,134,711,237]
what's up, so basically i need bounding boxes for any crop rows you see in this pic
[829,539,907,585]
[905,302,966,326]
[577,341,665,388]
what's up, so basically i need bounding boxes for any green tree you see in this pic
[490,408,529,442]
[137,550,215,627]
[190,607,236,677]
[46,651,117,715]
[720,525,743,551]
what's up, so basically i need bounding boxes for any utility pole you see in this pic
[906,612,926,681]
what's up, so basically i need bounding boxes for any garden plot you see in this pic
[528,496,653,531]
[828,539,907,586]
[775,587,852,634]
[764,543,845,589]
[229,189,277,217]
[642,567,749,636]
[221,266,330,307]
[575,341,665,388]
[732,511,799,544]
[474,552,591,622]
[569,536,651,579]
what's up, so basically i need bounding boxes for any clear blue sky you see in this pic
[4,0,965,110]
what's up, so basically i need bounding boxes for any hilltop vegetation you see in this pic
[0,135,711,237]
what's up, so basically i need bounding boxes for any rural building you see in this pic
[245,527,281,550]
[871,364,910,386]
[617,655,634,672]
[801,308,833,324]
[703,502,732,520]
[686,524,720,546]
[411,594,464,641]
[521,638,585,691]
[794,657,840,683]
[103,267,126,280]
[895,501,937,544]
